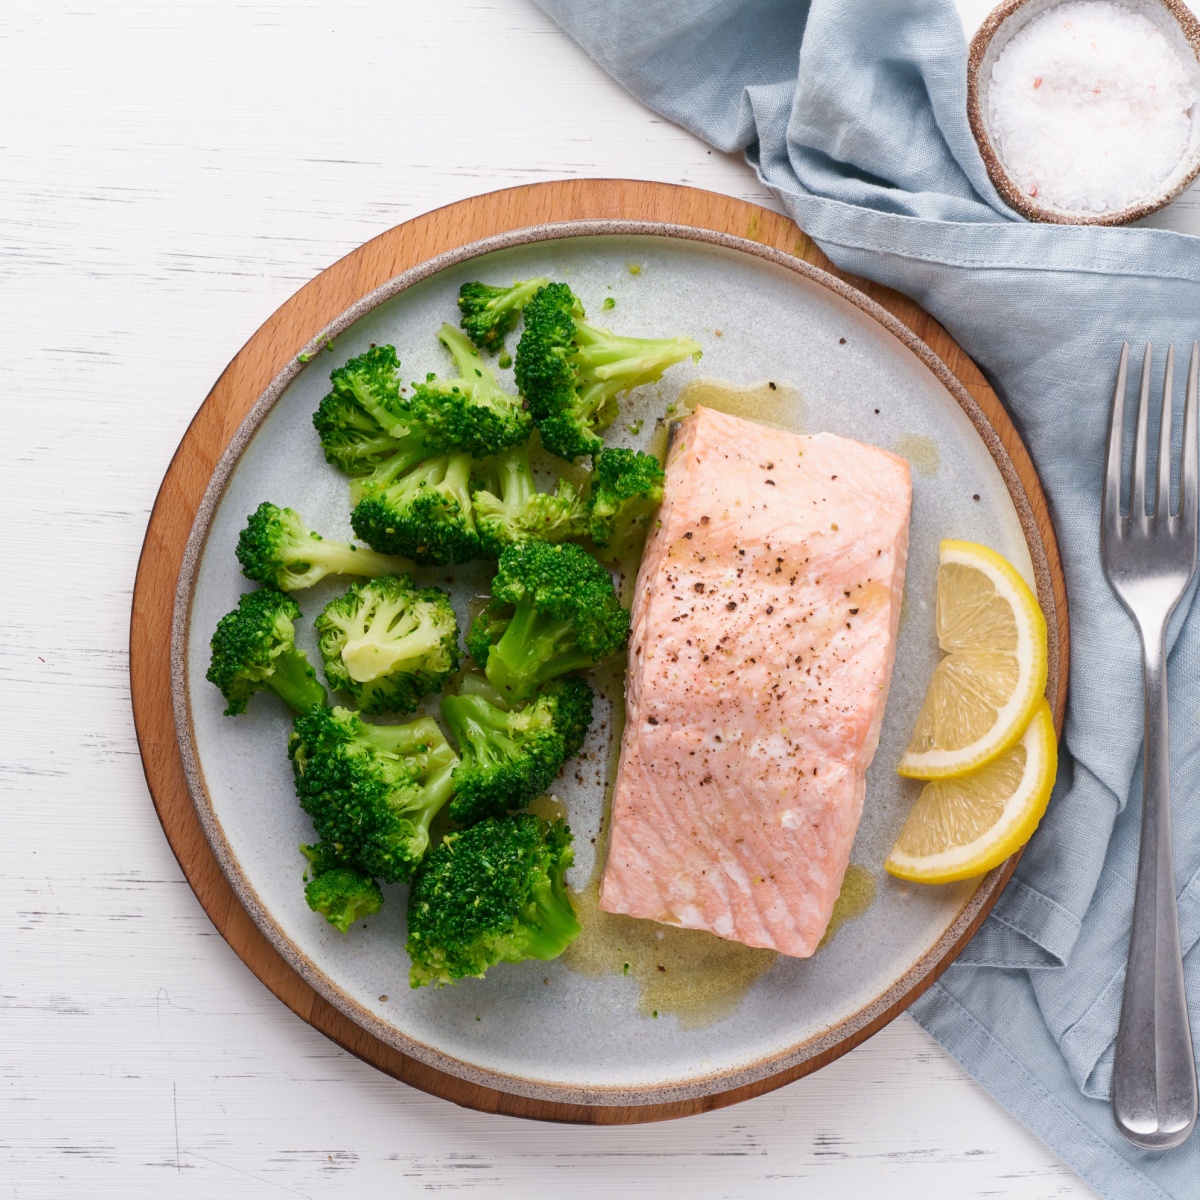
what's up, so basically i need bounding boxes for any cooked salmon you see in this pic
[599,406,912,957]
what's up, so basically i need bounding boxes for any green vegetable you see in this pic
[467,541,630,702]
[301,845,384,933]
[312,344,431,478]
[406,813,579,987]
[441,675,594,824]
[472,443,587,558]
[515,282,699,460]
[458,277,551,353]
[465,598,513,667]
[351,453,480,565]
[235,501,412,591]
[206,589,326,716]
[587,447,665,561]
[289,706,458,883]
[315,575,460,714]
[300,840,350,879]
[404,324,531,459]
[314,338,527,481]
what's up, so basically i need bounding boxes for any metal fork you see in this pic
[1103,342,1200,1150]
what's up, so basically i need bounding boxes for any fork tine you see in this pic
[1182,342,1199,535]
[1132,344,1153,521]
[1104,343,1130,539]
[1157,344,1175,520]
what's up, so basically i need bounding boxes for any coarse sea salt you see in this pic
[986,1,1196,213]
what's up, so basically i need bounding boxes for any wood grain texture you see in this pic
[131,179,1068,1125]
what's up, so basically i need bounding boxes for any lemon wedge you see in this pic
[897,540,1047,780]
[885,700,1056,883]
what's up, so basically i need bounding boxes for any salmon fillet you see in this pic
[599,406,912,957]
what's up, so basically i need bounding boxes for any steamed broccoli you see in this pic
[289,707,459,884]
[587,447,665,561]
[441,676,594,824]
[206,588,327,716]
[235,501,413,591]
[301,844,384,933]
[406,813,579,987]
[468,541,630,702]
[351,453,480,565]
[300,840,351,878]
[465,598,513,667]
[312,344,433,477]
[472,443,587,558]
[458,277,551,352]
[315,575,460,714]
[514,282,701,460]
[403,325,531,458]
[314,338,526,482]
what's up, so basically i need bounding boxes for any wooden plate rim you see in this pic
[168,217,1063,1109]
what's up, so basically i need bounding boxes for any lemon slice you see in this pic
[897,540,1047,780]
[885,700,1056,883]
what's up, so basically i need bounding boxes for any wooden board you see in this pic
[129,179,1069,1125]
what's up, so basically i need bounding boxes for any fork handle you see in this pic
[1112,628,1198,1150]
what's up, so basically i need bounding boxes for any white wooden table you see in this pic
[10,2,1196,1195]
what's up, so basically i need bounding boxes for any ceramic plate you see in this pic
[174,224,1059,1106]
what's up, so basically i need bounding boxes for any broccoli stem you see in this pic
[443,452,473,499]
[520,872,581,960]
[441,694,519,767]
[344,371,406,436]
[457,671,510,708]
[490,444,535,515]
[438,323,488,378]
[360,715,452,763]
[571,324,697,379]
[486,600,597,700]
[405,760,458,845]
[298,537,413,581]
[498,278,549,315]
[351,438,442,501]
[570,325,701,428]
[268,648,328,714]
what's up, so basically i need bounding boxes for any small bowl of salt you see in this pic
[968,0,1200,224]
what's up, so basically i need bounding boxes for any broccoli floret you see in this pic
[351,453,480,565]
[442,676,594,824]
[313,345,439,477]
[301,840,384,930]
[289,707,459,884]
[402,325,531,459]
[466,598,513,667]
[458,277,551,352]
[470,542,630,702]
[406,813,580,987]
[300,840,350,879]
[303,861,384,933]
[235,501,413,591]
[515,283,701,460]
[206,589,327,716]
[587,447,665,561]
[472,443,587,558]
[315,576,460,714]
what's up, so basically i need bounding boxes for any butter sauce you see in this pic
[674,376,805,434]
[894,432,940,478]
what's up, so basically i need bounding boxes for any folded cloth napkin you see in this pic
[533,0,1200,1193]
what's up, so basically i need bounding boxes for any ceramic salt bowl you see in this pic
[967,0,1200,225]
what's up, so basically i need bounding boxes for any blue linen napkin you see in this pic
[534,0,1200,1193]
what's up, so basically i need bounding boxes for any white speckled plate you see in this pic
[173,223,1062,1108]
